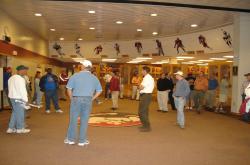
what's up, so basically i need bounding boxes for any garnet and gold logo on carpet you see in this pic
[85,112,141,127]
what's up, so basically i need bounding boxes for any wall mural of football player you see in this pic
[134,42,143,54]
[221,29,232,48]
[174,38,186,54]
[53,42,65,57]
[114,43,120,55]
[75,43,83,57]
[94,45,103,55]
[198,35,212,50]
[156,39,164,56]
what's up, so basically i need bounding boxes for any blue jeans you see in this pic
[174,97,186,126]
[66,97,92,143]
[8,99,25,129]
[45,90,60,110]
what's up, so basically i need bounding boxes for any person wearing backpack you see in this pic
[39,68,62,114]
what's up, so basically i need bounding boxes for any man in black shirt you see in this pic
[157,73,174,112]
[166,73,176,110]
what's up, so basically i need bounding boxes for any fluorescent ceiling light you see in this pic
[127,61,140,64]
[102,58,117,62]
[210,58,226,60]
[226,61,233,62]
[50,28,56,31]
[191,24,198,27]
[150,13,158,17]
[177,56,194,59]
[72,58,86,62]
[78,38,83,41]
[137,29,142,32]
[223,55,234,58]
[116,21,123,24]
[197,63,208,66]
[176,59,184,61]
[59,37,64,41]
[198,60,214,62]
[135,57,152,60]
[189,61,203,64]
[88,10,95,14]
[182,62,194,65]
[89,27,95,30]
[34,13,42,17]
[152,32,158,35]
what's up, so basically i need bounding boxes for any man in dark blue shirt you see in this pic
[3,67,12,108]
[205,74,218,111]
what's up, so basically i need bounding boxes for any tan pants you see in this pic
[112,91,119,108]
[59,85,67,99]
[132,85,140,100]
[157,90,169,111]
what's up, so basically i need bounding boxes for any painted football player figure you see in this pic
[156,39,164,56]
[114,43,120,55]
[222,29,232,48]
[94,45,103,55]
[75,43,83,57]
[174,38,186,54]
[135,42,143,54]
[53,42,65,56]
[198,35,212,50]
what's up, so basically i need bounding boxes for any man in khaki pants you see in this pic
[110,72,120,110]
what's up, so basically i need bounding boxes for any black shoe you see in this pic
[162,111,168,113]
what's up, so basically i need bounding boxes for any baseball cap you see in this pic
[174,71,184,76]
[80,60,92,68]
[244,73,250,76]
[16,65,29,71]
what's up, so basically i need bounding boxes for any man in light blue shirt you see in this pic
[64,60,102,147]
[173,71,190,129]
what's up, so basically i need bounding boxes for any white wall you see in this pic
[0,9,48,56]
[49,25,233,58]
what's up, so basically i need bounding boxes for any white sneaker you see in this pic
[45,110,51,114]
[56,109,63,113]
[6,128,16,134]
[78,140,90,147]
[16,128,31,133]
[64,139,75,145]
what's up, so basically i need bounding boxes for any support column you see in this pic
[231,13,250,113]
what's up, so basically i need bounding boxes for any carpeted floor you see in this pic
[0,99,250,165]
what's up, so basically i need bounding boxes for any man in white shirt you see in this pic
[138,66,154,132]
[6,65,31,134]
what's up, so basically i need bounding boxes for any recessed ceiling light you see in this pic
[89,27,95,30]
[189,61,203,64]
[210,58,226,60]
[137,29,142,32]
[34,13,42,17]
[78,38,83,41]
[150,13,158,17]
[116,21,123,24]
[176,59,184,61]
[223,55,234,58]
[88,10,95,14]
[72,58,86,62]
[191,24,198,27]
[50,28,56,31]
[59,37,64,41]
[152,32,158,35]
[177,56,194,59]
[226,60,233,62]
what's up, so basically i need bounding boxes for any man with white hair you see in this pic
[173,71,190,129]
[64,60,102,146]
